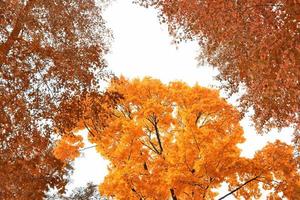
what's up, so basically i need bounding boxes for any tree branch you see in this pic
[84,121,95,137]
[147,115,163,154]
[218,175,260,200]
[170,188,177,200]
[139,139,160,154]
[79,145,97,152]
[195,112,202,125]
[0,0,36,62]
[146,133,160,154]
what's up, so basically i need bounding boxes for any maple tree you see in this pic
[58,77,300,199]
[0,0,112,199]
[138,0,300,133]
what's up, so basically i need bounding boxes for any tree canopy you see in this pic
[57,77,300,199]
[0,0,111,198]
[138,0,300,133]
[2,1,300,199]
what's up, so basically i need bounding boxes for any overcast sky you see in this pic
[67,1,294,198]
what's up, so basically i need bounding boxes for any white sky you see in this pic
[67,1,294,199]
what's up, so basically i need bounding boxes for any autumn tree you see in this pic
[58,77,300,199]
[0,0,112,199]
[137,0,300,134]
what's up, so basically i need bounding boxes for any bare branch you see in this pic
[139,139,160,154]
[218,175,260,200]
[79,145,97,152]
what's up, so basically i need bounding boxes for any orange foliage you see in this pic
[138,0,300,133]
[53,135,84,163]
[0,0,111,199]
[79,77,300,199]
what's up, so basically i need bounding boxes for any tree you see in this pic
[0,0,112,199]
[137,0,300,134]
[57,77,300,199]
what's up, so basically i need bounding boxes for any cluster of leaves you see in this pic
[63,77,300,199]
[0,0,111,199]
[46,182,103,200]
[52,90,122,163]
[53,134,84,163]
[137,0,300,133]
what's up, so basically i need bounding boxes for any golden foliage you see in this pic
[53,135,84,163]
[78,77,300,199]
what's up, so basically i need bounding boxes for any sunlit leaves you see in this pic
[78,77,300,199]
[53,135,84,163]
